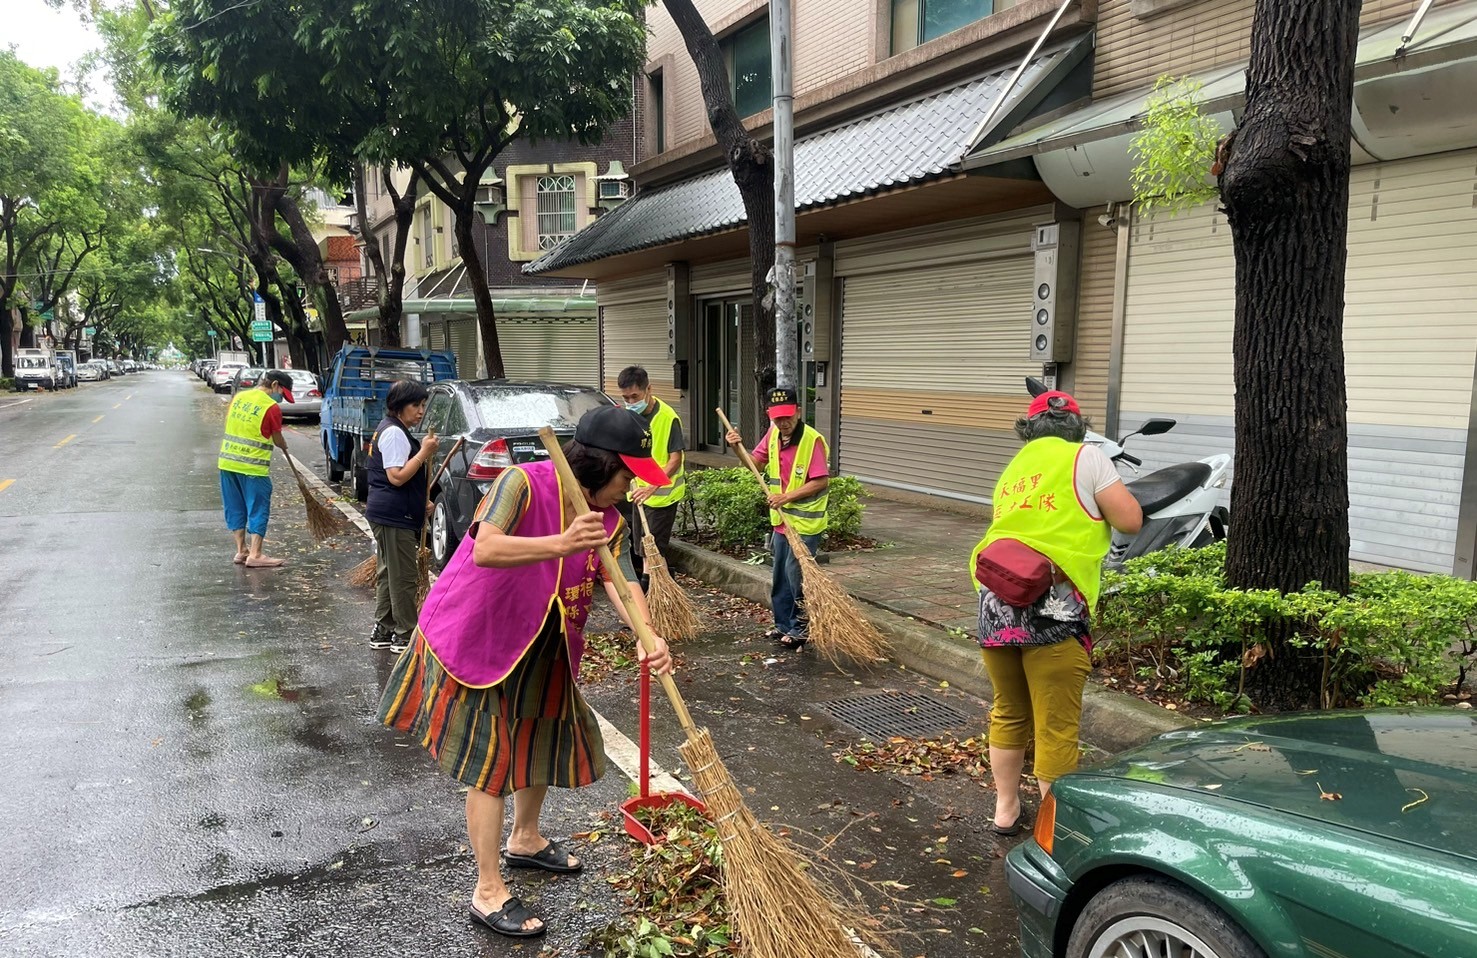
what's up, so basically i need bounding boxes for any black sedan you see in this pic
[412,380,615,569]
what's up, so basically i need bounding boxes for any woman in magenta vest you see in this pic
[378,406,673,939]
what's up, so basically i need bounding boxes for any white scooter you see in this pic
[1025,378,1230,571]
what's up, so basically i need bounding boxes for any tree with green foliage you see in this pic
[1130,1,1362,709]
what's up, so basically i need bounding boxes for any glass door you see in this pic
[700,298,744,446]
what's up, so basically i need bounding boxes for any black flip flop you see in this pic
[777,634,808,650]
[987,812,1031,837]
[469,897,546,939]
[504,839,583,874]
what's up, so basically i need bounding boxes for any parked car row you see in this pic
[13,348,138,390]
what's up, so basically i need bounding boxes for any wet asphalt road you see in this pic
[0,374,1026,957]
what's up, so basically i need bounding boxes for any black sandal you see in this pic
[987,811,1031,837]
[504,839,583,874]
[469,897,546,938]
[777,634,808,650]
[763,627,785,642]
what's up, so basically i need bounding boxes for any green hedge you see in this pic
[0,378,14,392]
[684,466,868,552]
[1095,542,1477,711]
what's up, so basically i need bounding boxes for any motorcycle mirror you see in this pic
[1139,418,1176,436]
[1025,376,1048,397]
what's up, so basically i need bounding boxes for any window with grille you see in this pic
[536,175,578,250]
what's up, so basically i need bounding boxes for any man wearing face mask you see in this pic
[218,369,295,569]
[724,386,830,650]
[616,366,685,591]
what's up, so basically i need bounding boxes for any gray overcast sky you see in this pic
[6,0,112,106]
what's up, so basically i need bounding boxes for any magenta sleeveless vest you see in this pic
[418,460,619,688]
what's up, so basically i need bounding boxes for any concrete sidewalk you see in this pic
[670,494,1195,755]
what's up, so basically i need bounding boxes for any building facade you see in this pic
[528,0,1477,576]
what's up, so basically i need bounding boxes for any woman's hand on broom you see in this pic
[559,512,609,556]
[638,632,674,675]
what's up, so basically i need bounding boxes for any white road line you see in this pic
[0,398,33,410]
[283,451,684,795]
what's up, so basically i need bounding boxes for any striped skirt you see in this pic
[376,613,607,796]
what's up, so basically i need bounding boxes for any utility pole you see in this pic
[770,0,798,393]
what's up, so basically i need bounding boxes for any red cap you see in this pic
[620,454,671,488]
[1027,391,1079,418]
[766,386,799,419]
[279,389,295,404]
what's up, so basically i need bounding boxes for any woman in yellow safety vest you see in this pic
[968,391,1142,835]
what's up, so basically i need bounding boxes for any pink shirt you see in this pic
[750,426,830,531]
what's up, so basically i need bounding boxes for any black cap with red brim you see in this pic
[575,406,671,487]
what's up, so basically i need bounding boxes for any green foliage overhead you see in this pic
[1130,76,1224,215]
[1095,542,1477,711]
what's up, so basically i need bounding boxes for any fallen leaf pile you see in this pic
[833,735,991,783]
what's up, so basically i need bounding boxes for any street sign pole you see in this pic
[771,0,799,395]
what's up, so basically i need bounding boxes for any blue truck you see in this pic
[319,345,459,501]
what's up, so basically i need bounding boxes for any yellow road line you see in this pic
[0,479,13,494]
[92,415,104,423]
[55,434,78,449]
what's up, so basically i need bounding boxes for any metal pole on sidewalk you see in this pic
[771,0,798,393]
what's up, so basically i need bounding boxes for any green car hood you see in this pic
[1087,709,1477,861]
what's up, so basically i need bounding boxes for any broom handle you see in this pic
[420,435,465,551]
[536,428,697,733]
[715,409,769,490]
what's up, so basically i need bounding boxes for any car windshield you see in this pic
[287,371,318,388]
[472,387,610,430]
[16,357,46,369]
[239,368,263,379]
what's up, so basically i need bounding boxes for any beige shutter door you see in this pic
[599,300,667,392]
[839,255,1037,502]
[424,321,446,353]
[497,317,599,386]
[1070,206,1117,424]
[448,318,481,379]
[1117,149,1477,572]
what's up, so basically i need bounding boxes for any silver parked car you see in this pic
[281,369,323,421]
[76,362,106,382]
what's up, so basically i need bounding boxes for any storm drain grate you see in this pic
[817,691,974,740]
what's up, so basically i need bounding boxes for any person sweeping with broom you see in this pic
[218,369,296,569]
[725,386,830,650]
[616,365,685,592]
[377,405,673,940]
[364,379,439,654]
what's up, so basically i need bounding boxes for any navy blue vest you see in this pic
[366,417,427,530]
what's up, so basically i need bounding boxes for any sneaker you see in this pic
[369,626,394,650]
[389,634,412,654]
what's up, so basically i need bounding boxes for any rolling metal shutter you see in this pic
[1070,206,1117,424]
[448,318,480,379]
[839,254,1037,502]
[1117,149,1477,572]
[497,316,599,386]
[599,301,667,393]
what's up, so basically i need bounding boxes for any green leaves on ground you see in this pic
[1096,542,1477,711]
[833,735,989,783]
[592,802,739,958]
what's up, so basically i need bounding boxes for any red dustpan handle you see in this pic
[639,659,651,799]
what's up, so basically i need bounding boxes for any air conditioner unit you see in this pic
[598,179,630,200]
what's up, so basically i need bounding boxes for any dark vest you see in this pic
[366,417,426,530]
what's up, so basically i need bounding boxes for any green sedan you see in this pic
[1006,710,1477,958]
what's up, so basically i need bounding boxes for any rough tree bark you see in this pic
[354,165,422,348]
[1218,0,1361,708]
[664,0,777,429]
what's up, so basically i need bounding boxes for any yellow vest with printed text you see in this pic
[767,424,829,536]
[218,389,275,477]
[632,398,686,507]
[969,437,1112,611]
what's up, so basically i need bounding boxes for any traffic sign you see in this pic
[250,319,273,342]
[206,329,217,337]
[84,327,96,336]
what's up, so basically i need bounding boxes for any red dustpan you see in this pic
[621,660,707,844]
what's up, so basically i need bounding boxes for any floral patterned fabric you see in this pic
[977,581,1093,653]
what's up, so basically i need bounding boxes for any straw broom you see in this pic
[637,502,701,640]
[417,436,464,607]
[538,428,894,958]
[286,454,349,540]
[717,410,889,667]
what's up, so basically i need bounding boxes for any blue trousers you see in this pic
[771,530,823,637]
[220,469,273,537]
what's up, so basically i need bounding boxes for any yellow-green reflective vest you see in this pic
[632,398,686,507]
[218,390,275,476]
[968,436,1112,611]
[766,424,829,536]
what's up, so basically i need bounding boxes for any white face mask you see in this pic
[625,399,649,415]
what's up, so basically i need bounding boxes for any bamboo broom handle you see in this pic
[716,409,769,490]
[536,428,697,734]
[419,435,465,552]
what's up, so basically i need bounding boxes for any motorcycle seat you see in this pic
[1124,462,1213,514]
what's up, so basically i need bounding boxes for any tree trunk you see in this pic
[663,0,777,431]
[262,184,350,359]
[1219,0,1360,708]
[453,204,504,378]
